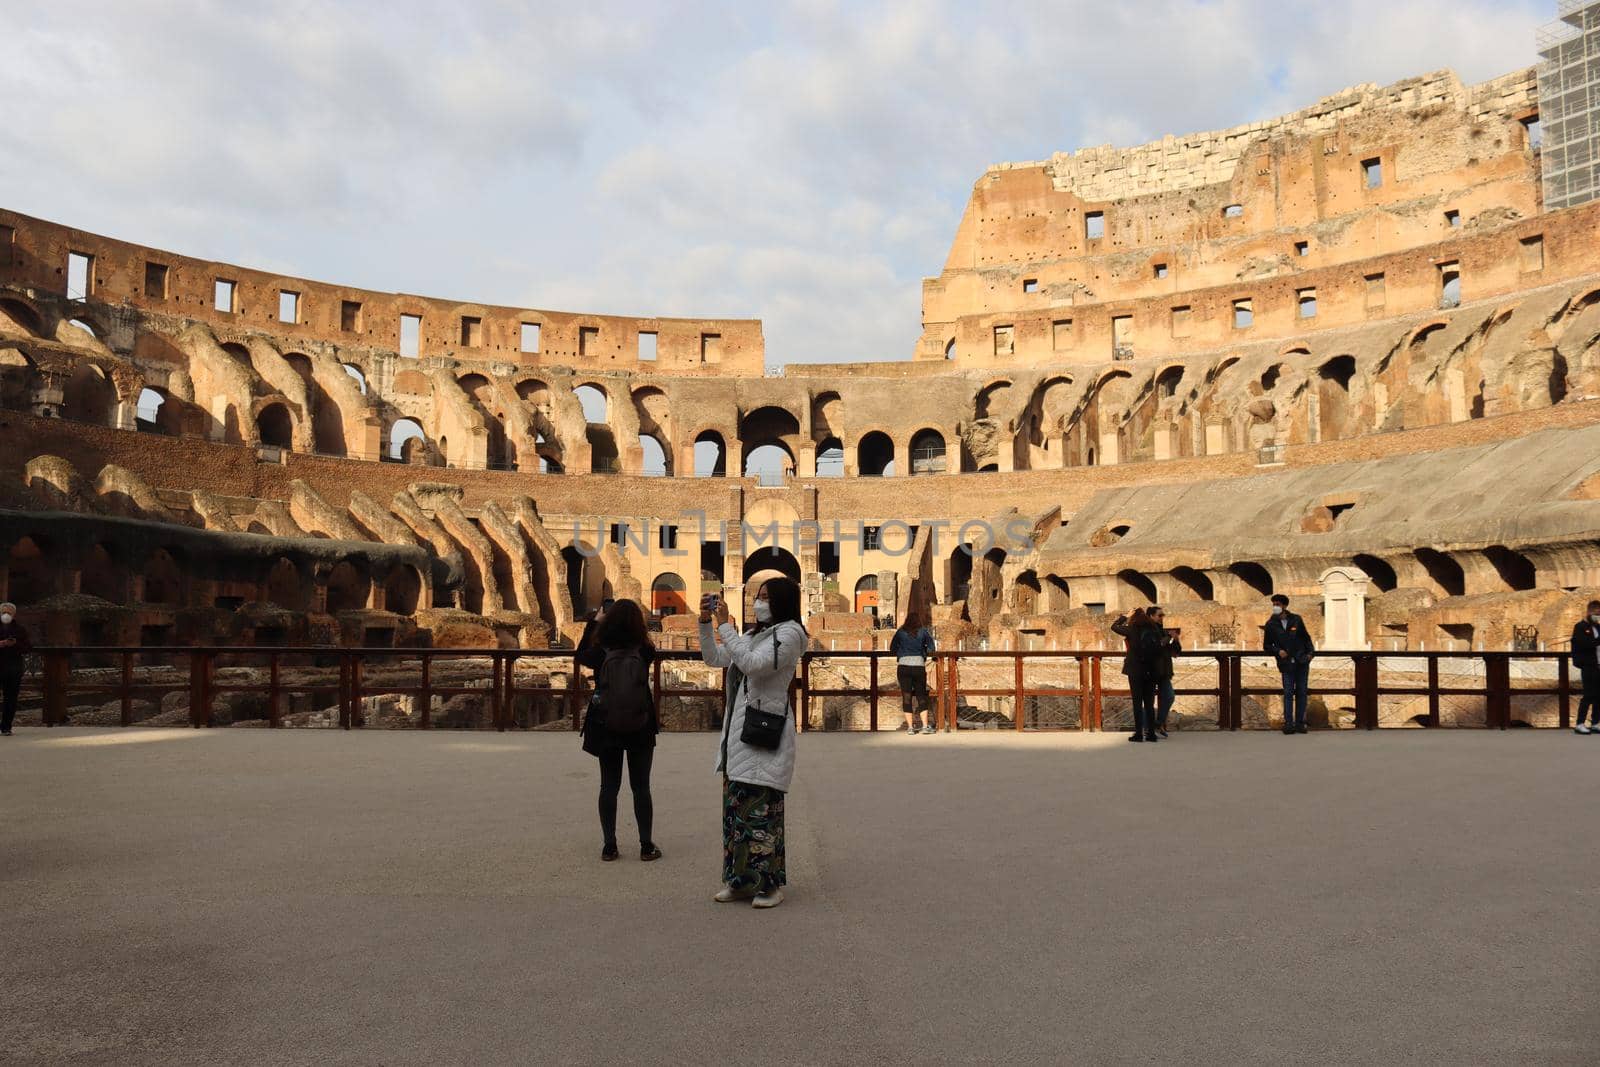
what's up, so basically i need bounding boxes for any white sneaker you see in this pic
[714,885,756,903]
[1577,724,1592,735]
[922,725,936,734]
[752,889,785,909]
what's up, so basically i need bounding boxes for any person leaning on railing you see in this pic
[698,577,806,910]
[0,602,31,737]
[1571,600,1600,735]
[890,613,936,735]
[1112,609,1163,743]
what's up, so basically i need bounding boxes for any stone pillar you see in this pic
[1319,566,1370,649]
[113,399,138,430]
[1097,430,1120,466]
[1153,424,1177,461]
[798,443,816,478]
[1204,421,1227,456]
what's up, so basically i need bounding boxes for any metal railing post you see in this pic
[120,652,133,727]
[1354,652,1378,730]
[868,655,878,732]
[1559,655,1571,730]
[1428,657,1441,728]
[268,652,282,728]
[420,654,433,729]
[1486,654,1511,730]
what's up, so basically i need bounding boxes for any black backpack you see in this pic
[594,647,653,734]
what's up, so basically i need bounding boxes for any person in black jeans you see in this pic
[1570,600,1600,735]
[575,599,662,862]
[1262,594,1315,734]
[1147,606,1181,738]
[1112,609,1163,742]
[0,601,31,736]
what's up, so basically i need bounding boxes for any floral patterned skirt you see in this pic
[722,778,786,894]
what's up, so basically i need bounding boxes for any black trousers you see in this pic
[597,746,654,847]
[1578,667,1600,726]
[897,665,930,714]
[0,668,21,733]
[1129,676,1156,736]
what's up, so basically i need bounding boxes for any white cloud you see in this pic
[0,0,1549,367]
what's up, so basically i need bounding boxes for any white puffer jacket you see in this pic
[699,619,806,793]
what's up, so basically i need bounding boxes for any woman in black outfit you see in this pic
[1112,608,1162,743]
[575,599,662,862]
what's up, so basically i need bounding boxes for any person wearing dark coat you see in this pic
[1112,608,1164,743]
[1570,600,1600,735]
[1147,605,1182,738]
[1262,594,1316,734]
[575,599,661,862]
[0,601,31,736]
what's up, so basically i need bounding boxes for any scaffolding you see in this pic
[1539,1,1600,209]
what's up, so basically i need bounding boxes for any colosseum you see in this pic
[3,50,1599,729]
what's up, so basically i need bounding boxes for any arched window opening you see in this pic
[256,403,293,450]
[743,443,794,480]
[1318,356,1357,390]
[389,418,427,462]
[694,430,728,477]
[575,384,608,424]
[854,574,879,615]
[342,363,367,394]
[1229,561,1274,598]
[6,536,51,605]
[909,429,947,475]
[66,318,98,342]
[265,557,307,611]
[1118,569,1158,606]
[1156,366,1184,399]
[63,363,115,425]
[81,543,125,604]
[640,435,668,477]
[135,387,174,435]
[1014,570,1042,614]
[587,426,620,474]
[1260,365,1283,392]
[143,548,185,606]
[1352,554,1397,593]
[650,572,687,616]
[1415,548,1465,597]
[1171,566,1214,601]
[326,561,367,614]
[948,545,974,603]
[975,380,1012,420]
[1484,546,1537,592]
[857,431,895,477]
[384,566,421,615]
[815,436,844,477]
[1043,574,1072,611]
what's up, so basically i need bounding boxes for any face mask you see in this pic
[1271,606,1283,616]
[753,600,772,624]
[0,614,11,624]
[1591,615,1600,625]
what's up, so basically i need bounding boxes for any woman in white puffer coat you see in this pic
[698,576,807,909]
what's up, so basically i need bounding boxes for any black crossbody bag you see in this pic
[739,628,788,751]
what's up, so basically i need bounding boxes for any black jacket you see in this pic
[1571,620,1600,673]
[0,619,31,674]
[1262,611,1315,664]
[1111,617,1166,681]
[575,620,658,749]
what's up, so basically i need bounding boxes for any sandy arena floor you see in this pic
[1,728,1596,1065]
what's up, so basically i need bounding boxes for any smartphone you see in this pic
[601,598,616,612]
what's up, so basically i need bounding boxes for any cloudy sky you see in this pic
[0,0,1547,369]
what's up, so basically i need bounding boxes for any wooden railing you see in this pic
[15,647,1583,731]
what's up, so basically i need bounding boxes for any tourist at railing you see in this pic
[1263,595,1315,735]
[890,613,936,735]
[1112,609,1163,743]
[575,599,662,863]
[1570,600,1600,735]
[1148,606,1182,739]
[0,602,30,736]
[698,577,806,910]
